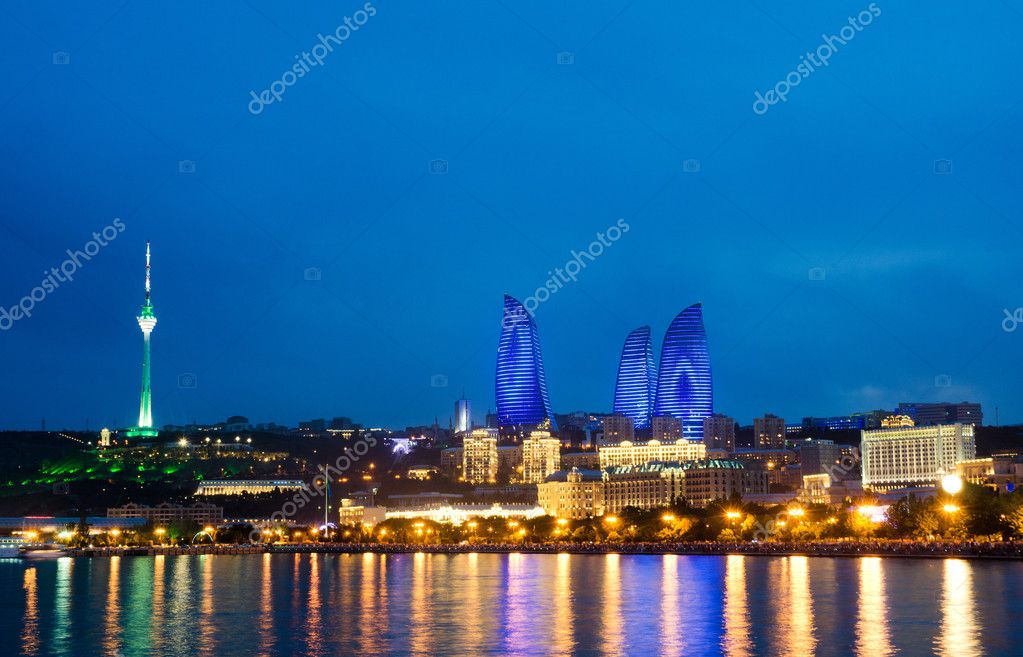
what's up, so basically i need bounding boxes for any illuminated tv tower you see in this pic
[127,242,158,438]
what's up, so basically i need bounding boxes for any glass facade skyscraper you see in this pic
[653,303,712,441]
[613,326,656,429]
[495,295,558,431]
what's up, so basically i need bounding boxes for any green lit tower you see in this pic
[126,242,158,438]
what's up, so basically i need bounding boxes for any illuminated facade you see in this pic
[454,397,472,434]
[652,415,682,442]
[194,479,306,495]
[612,326,656,429]
[653,303,712,441]
[861,423,976,491]
[463,428,499,484]
[495,295,558,431]
[678,459,768,508]
[107,501,223,525]
[598,439,706,469]
[521,430,561,483]
[127,242,158,438]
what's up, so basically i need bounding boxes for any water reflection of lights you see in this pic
[601,554,623,656]
[722,556,751,657]
[936,559,980,657]
[21,568,39,655]
[856,557,893,657]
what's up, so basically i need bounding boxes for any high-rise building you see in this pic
[521,430,561,484]
[495,295,558,431]
[703,414,735,452]
[861,423,977,491]
[897,402,983,426]
[653,303,712,441]
[127,242,158,439]
[462,428,498,484]
[754,414,786,449]
[652,415,682,442]
[602,414,635,443]
[613,326,656,430]
[454,397,472,434]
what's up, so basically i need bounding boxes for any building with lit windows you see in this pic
[897,402,983,426]
[754,414,786,449]
[861,423,976,491]
[598,439,706,469]
[678,459,769,507]
[194,479,306,496]
[107,502,223,526]
[495,295,558,431]
[703,414,735,452]
[612,326,656,429]
[653,303,713,441]
[601,414,635,444]
[537,468,605,519]
[652,415,682,442]
[521,430,561,483]
[462,428,498,484]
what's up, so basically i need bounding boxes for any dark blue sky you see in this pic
[2,2,1021,431]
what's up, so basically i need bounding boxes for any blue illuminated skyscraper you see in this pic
[613,326,656,430]
[495,295,558,431]
[653,303,712,441]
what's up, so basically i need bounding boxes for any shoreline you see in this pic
[58,541,1023,561]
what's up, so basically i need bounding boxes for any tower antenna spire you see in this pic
[145,240,151,302]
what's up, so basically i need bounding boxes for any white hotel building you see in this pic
[861,423,976,491]
[598,439,706,469]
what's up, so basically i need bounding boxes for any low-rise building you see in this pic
[537,468,605,519]
[107,502,223,526]
[678,459,769,507]
[338,499,388,526]
[195,479,306,496]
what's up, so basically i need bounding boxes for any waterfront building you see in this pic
[521,430,561,483]
[703,414,735,452]
[384,503,546,525]
[598,438,706,469]
[678,459,769,507]
[538,459,764,517]
[495,295,558,431]
[652,415,682,442]
[602,414,635,444]
[861,423,976,491]
[338,499,388,526]
[194,479,306,496]
[955,455,1023,490]
[754,414,786,449]
[612,326,656,429]
[462,428,498,484]
[107,501,223,526]
[897,402,983,426]
[537,468,605,519]
[454,397,472,434]
[126,242,159,438]
[653,303,713,441]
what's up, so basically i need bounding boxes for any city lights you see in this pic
[941,474,964,495]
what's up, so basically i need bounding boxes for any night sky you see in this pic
[2,2,1021,431]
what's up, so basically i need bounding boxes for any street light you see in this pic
[943,504,960,514]
[604,516,619,525]
[662,513,677,523]
[941,474,963,495]
[787,506,805,518]
[725,511,741,520]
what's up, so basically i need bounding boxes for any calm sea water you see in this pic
[2,553,1021,656]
